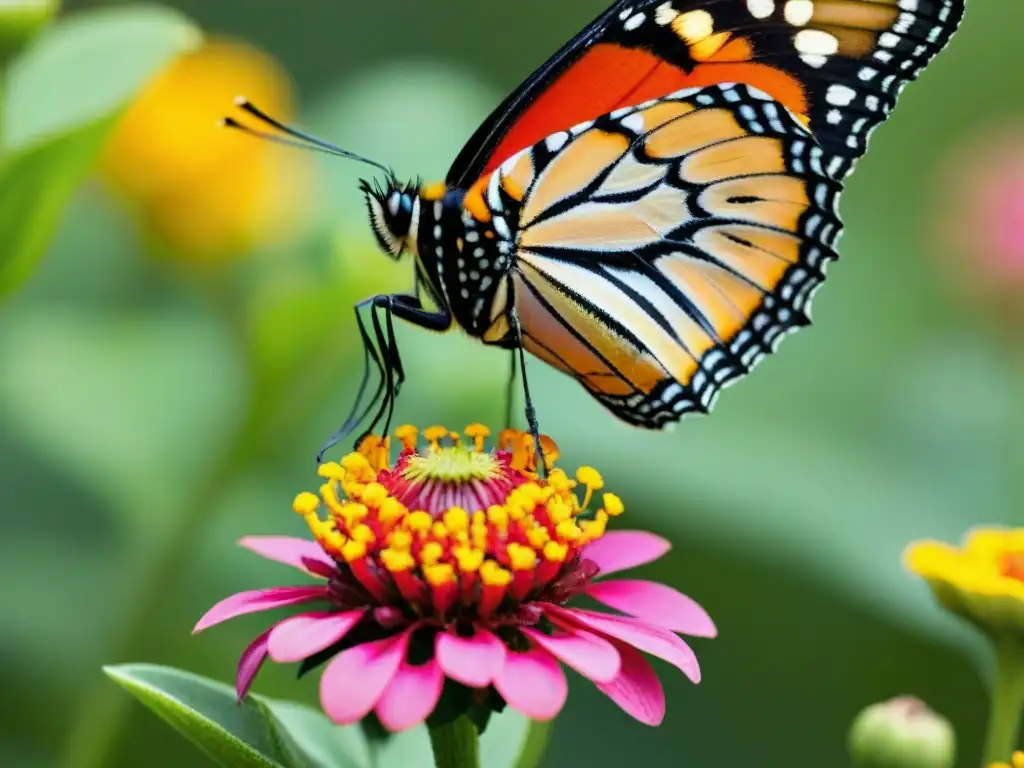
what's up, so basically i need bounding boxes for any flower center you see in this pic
[292,424,623,626]
[402,445,501,485]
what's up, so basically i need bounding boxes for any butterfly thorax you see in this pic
[364,178,518,345]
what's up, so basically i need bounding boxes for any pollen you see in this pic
[300,424,624,622]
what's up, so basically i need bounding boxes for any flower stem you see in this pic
[428,715,481,768]
[513,719,553,768]
[983,638,1024,765]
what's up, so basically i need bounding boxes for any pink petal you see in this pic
[375,659,444,732]
[320,630,411,724]
[435,629,507,687]
[494,648,567,721]
[239,536,336,578]
[522,627,620,684]
[582,531,671,577]
[545,605,700,683]
[193,586,328,633]
[595,639,665,726]
[268,609,367,663]
[236,628,272,701]
[586,580,717,637]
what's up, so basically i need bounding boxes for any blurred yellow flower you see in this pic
[905,528,1024,637]
[101,38,308,261]
[990,752,1024,768]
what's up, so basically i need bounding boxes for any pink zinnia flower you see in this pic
[194,424,716,732]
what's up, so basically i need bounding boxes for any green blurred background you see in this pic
[1,0,1022,765]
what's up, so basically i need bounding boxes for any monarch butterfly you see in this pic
[228,0,966,458]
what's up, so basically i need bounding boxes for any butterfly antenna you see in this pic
[225,96,392,176]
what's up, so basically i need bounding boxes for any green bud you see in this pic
[0,0,60,67]
[849,697,956,768]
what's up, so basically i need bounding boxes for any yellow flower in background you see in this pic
[905,528,1024,637]
[990,753,1024,768]
[101,38,309,261]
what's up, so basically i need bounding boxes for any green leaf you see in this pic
[105,664,373,768]
[104,664,290,768]
[0,5,200,297]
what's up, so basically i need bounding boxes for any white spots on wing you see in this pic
[655,2,678,26]
[545,131,569,152]
[898,0,918,10]
[794,28,838,56]
[783,0,814,26]
[618,6,633,21]
[858,66,878,81]
[621,113,646,133]
[674,9,714,41]
[747,0,775,19]
[799,53,828,68]
[623,11,647,31]
[879,31,900,48]
[826,84,856,107]
[826,109,842,125]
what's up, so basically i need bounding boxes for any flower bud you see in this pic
[0,0,59,66]
[849,697,956,768]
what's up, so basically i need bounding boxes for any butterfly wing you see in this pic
[446,0,964,186]
[499,83,840,427]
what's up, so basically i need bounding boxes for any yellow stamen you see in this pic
[526,527,550,549]
[423,425,448,446]
[424,563,455,587]
[395,424,418,451]
[293,492,320,516]
[508,543,538,571]
[342,539,367,562]
[556,519,583,542]
[361,482,389,506]
[320,483,345,515]
[464,423,491,452]
[602,493,624,516]
[381,548,415,572]
[576,466,604,509]
[388,529,413,551]
[420,541,444,566]
[454,546,484,572]
[480,560,512,587]
[378,497,406,527]
[543,541,569,563]
[487,505,509,528]
[432,522,449,539]
[317,462,346,481]
[350,524,376,545]
[406,511,433,535]
[444,507,469,534]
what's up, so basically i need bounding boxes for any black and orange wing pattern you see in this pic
[482,84,841,426]
[448,0,965,186]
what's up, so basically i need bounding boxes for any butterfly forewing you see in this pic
[499,84,841,427]
[446,0,965,187]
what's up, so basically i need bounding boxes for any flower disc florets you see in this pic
[296,425,616,624]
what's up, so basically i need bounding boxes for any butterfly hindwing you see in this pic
[499,83,841,428]
[447,0,964,187]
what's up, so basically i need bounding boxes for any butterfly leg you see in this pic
[317,294,451,463]
[509,309,545,478]
[504,350,518,430]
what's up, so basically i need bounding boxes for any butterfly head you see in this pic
[362,177,418,260]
